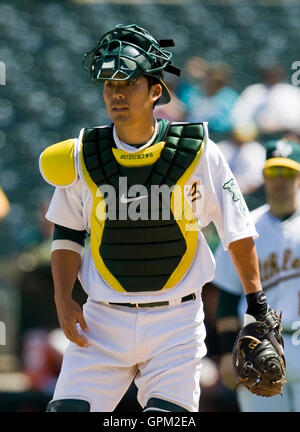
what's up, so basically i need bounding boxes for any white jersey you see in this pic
[45,122,257,303]
[214,203,300,330]
[217,139,266,194]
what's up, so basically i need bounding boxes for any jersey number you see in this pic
[188,182,201,202]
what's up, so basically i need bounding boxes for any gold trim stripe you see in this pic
[264,157,300,171]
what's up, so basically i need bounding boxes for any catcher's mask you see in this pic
[82,24,181,105]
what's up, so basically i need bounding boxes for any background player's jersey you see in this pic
[45,122,257,303]
[214,203,300,330]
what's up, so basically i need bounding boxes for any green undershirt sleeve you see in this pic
[53,224,87,247]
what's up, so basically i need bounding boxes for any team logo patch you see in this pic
[120,192,148,204]
[272,140,293,158]
[223,178,246,215]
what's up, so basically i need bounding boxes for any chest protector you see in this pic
[79,120,204,293]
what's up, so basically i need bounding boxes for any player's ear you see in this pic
[151,83,162,104]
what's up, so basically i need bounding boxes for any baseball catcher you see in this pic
[233,292,286,397]
[40,22,271,412]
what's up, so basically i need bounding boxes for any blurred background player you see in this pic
[214,138,300,412]
[0,187,10,220]
[231,65,300,143]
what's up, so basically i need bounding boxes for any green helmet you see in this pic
[82,24,180,105]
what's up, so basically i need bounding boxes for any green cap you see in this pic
[264,139,300,171]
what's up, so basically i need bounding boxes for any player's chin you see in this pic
[110,109,130,121]
[271,189,290,199]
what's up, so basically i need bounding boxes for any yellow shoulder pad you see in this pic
[39,139,77,187]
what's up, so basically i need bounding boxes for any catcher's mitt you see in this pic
[232,310,286,397]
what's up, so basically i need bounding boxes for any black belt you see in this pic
[109,292,196,308]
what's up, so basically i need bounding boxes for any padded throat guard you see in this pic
[39,139,77,188]
[80,120,204,293]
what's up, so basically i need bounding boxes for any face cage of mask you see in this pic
[82,37,172,82]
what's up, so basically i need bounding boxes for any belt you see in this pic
[109,292,196,308]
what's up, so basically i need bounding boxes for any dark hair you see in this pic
[145,75,161,108]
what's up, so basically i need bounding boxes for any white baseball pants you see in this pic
[50,292,207,412]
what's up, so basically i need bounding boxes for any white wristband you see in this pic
[51,239,83,255]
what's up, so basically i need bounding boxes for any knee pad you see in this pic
[46,399,90,412]
[144,397,189,412]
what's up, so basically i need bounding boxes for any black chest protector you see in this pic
[81,120,204,293]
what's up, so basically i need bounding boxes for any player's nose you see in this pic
[112,84,126,100]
